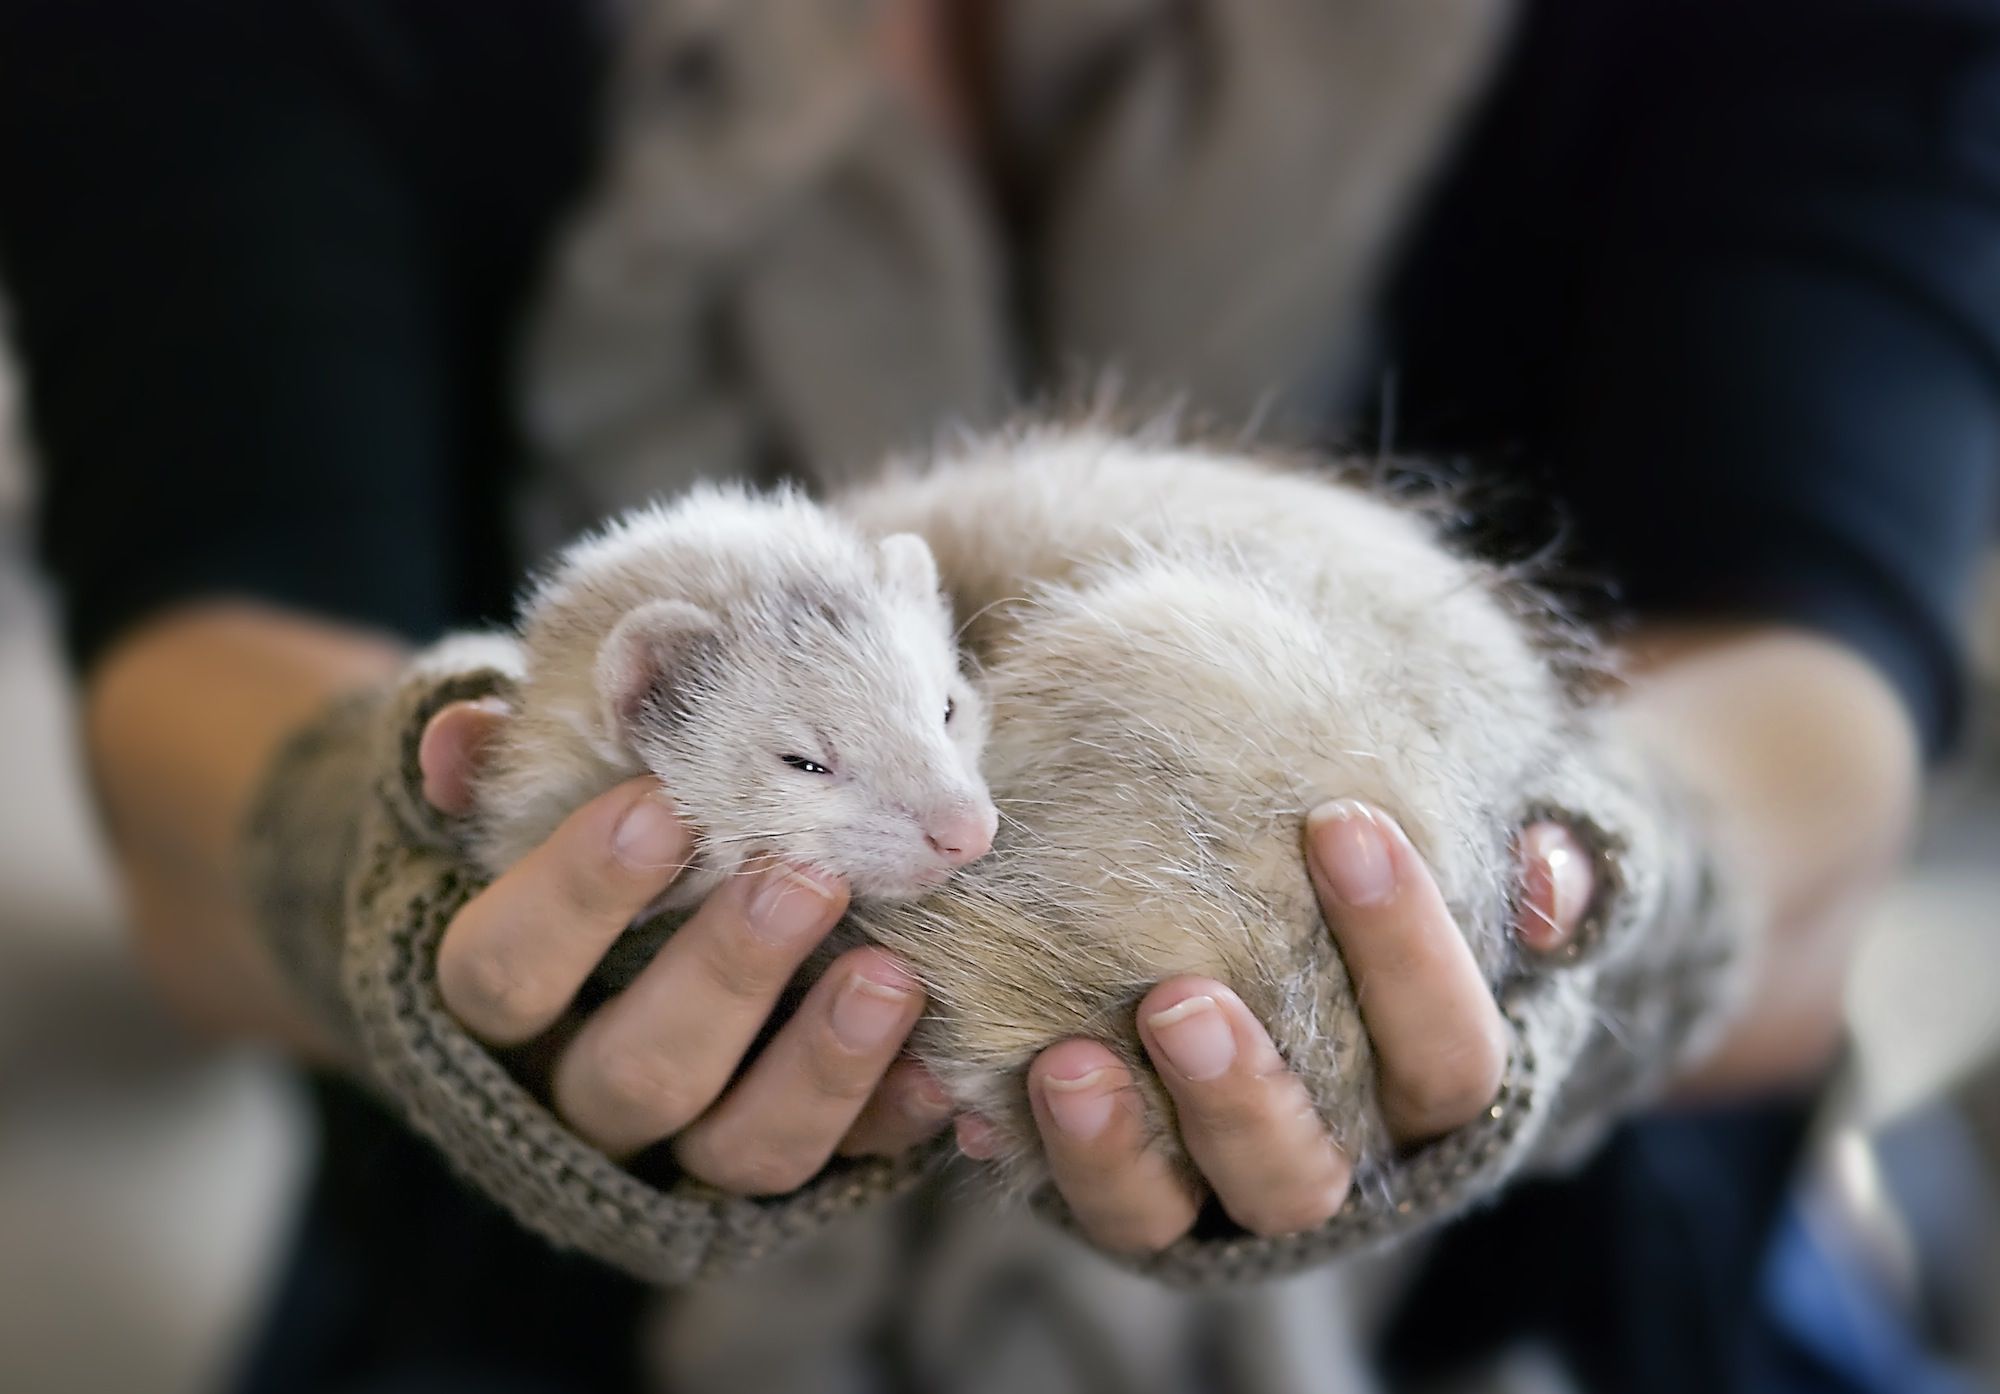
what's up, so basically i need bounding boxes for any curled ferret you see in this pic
[474,427,1607,1190]
[471,484,999,908]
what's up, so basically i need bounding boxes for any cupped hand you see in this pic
[985,799,1595,1253]
[417,698,1590,1227]
[417,699,955,1192]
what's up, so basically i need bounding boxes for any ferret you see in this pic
[472,427,1602,1190]
[471,484,999,907]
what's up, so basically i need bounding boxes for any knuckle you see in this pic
[1392,1036,1507,1130]
[1087,1202,1200,1256]
[688,929,787,1006]
[1152,1044,1235,1104]
[1173,1069,1275,1136]
[1233,1185,1347,1238]
[1370,932,1448,985]
[1187,1091,1264,1137]
[692,1138,826,1197]
[576,1035,697,1134]
[548,845,636,922]
[803,1040,890,1105]
[438,942,556,1042]
[1396,1079,1491,1134]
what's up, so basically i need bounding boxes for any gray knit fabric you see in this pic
[242,630,1746,1289]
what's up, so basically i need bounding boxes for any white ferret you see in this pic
[474,426,1601,1186]
[472,484,999,907]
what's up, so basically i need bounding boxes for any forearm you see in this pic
[84,600,408,1056]
[1618,623,1922,1095]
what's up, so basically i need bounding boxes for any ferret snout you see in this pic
[921,800,998,867]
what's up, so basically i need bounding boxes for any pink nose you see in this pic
[923,803,997,867]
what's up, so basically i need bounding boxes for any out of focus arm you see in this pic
[1619,623,1920,1095]
[85,604,403,1057]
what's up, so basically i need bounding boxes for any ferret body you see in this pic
[831,427,1596,1183]
[472,484,998,907]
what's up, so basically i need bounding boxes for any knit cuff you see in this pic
[246,635,940,1285]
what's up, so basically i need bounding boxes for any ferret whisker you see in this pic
[953,592,1033,640]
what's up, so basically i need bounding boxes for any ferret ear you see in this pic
[596,599,719,736]
[877,533,941,601]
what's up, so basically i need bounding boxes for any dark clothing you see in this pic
[1381,0,2000,758]
[2,1,1994,1391]
[1383,1094,1821,1394]
[0,0,598,666]
[230,1077,656,1394]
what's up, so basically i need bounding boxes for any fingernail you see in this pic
[1548,842,1589,932]
[612,793,684,871]
[1521,825,1590,951]
[955,1114,1000,1159]
[1041,1068,1117,1140]
[1146,996,1236,1081]
[468,695,513,716]
[1307,800,1397,907]
[831,975,914,1051]
[746,862,841,945]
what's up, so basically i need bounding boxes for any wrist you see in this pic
[1615,623,1921,1096]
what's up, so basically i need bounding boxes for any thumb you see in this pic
[418,696,513,816]
[1516,822,1594,954]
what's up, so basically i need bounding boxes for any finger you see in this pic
[418,697,513,816]
[1515,822,1593,954]
[1305,800,1509,1143]
[551,858,849,1159]
[1028,1039,1206,1254]
[437,779,694,1045]
[837,1057,957,1159]
[1137,980,1354,1238]
[673,947,925,1193]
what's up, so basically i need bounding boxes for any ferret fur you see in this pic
[472,483,996,907]
[830,425,1600,1186]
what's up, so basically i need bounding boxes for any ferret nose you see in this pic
[923,803,997,867]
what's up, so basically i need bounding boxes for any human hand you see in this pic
[959,800,1594,1252]
[415,699,956,1191]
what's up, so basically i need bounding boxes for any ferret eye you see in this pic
[944,697,956,725]
[780,754,832,776]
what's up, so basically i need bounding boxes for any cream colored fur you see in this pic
[834,426,1593,1183]
[472,483,994,906]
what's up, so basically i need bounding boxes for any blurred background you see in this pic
[4,0,1998,1388]
[1,346,1997,1390]
[0,337,312,1393]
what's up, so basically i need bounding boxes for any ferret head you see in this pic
[597,533,997,900]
